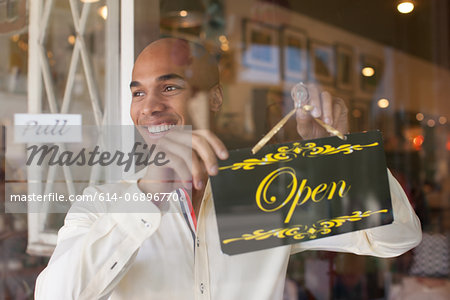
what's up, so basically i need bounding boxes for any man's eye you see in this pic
[132,91,145,97]
[164,86,178,92]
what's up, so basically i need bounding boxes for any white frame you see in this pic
[243,19,279,71]
[26,0,135,256]
[281,26,308,83]
[309,39,335,86]
[335,43,355,91]
[241,19,280,84]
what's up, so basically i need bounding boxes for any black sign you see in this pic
[210,131,393,255]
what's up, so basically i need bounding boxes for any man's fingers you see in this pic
[307,83,321,118]
[195,130,229,160]
[321,91,333,125]
[165,128,228,160]
[191,153,206,190]
[295,108,313,138]
[192,133,220,176]
[333,98,349,133]
[156,140,193,173]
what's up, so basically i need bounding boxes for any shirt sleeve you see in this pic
[34,183,162,300]
[290,169,422,257]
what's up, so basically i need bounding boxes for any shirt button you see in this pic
[200,282,205,294]
[141,218,151,228]
[196,238,200,247]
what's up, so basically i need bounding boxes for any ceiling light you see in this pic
[377,98,389,108]
[68,35,76,45]
[439,116,447,125]
[416,113,424,121]
[160,0,205,29]
[99,5,107,20]
[220,44,229,51]
[397,1,414,14]
[412,135,424,149]
[361,67,375,77]
[427,119,435,127]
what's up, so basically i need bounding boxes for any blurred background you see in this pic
[0,0,449,299]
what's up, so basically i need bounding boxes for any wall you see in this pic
[221,0,449,137]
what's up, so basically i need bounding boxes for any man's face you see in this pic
[130,39,195,137]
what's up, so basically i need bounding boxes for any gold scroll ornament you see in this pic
[222,209,389,244]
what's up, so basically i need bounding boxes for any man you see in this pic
[35,38,421,299]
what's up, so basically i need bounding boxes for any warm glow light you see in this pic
[427,119,435,127]
[397,1,414,14]
[99,6,107,20]
[179,10,188,17]
[11,35,19,42]
[81,0,100,3]
[413,135,424,149]
[377,98,390,108]
[439,116,447,125]
[446,141,450,151]
[352,109,362,118]
[219,35,228,43]
[416,113,424,121]
[220,44,229,51]
[361,67,375,77]
[68,35,76,45]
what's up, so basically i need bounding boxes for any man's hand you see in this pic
[138,128,228,194]
[295,83,349,140]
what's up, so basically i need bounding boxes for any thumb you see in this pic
[295,108,314,138]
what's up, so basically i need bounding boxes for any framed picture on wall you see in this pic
[360,54,383,94]
[0,0,27,34]
[252,88,298,143]
[309,39,335,85]
[242,19,280,79]
[335,43,355,91]
[350,98,371,132]
[281,26,308,83]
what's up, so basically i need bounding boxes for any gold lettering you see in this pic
[284,179,311,224]
[255,167,298,212]
[327,182,337,200]
[312,183,328,202]
[338,180,351,197]
[255,167,352,224]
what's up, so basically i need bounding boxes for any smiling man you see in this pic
[35,38,421,300]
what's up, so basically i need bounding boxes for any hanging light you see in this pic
[377,98,390,109]
[397,1,415,14]
[160,0,205,29]
[98,5,107,20]
[361,67,375,77]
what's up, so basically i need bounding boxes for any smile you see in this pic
[147,124,176,134]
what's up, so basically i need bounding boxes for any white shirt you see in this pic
[35,170,421,300]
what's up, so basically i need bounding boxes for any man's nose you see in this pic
[140,95,167,116]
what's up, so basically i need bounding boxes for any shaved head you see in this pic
[133,38,220,92]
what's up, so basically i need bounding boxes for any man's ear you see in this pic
[208,84,223,112]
